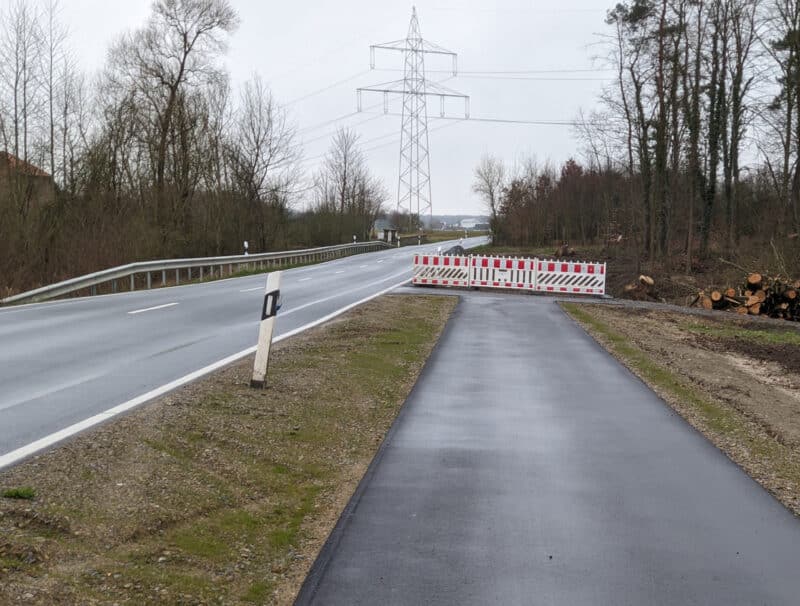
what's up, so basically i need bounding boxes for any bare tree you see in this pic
[472,154,506,238]
[106,0,238,227]
[764,0,800,232]
[41,0,68,180]
[312,128,387,242]
[229,76,299,202]
[228,75,300,250]
[0,0,42,163]
[722,0,759,250]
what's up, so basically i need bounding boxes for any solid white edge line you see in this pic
[280,269,410,317]
[0,277,411,471]
[127,302,179,315]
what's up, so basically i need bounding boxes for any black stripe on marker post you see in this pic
[261,289,281,320]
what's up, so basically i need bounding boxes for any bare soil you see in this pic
[0,294,457,605]
[564,303,800,516]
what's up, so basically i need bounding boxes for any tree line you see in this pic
[475,0,800,273]
[0,0,387,296]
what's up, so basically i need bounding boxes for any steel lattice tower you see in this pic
[398,10,431,223]
[358,7,469,227]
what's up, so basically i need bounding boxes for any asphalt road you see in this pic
[0,237,487,463]
[296,292,800,606]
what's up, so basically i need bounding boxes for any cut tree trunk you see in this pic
[747,273,763,289]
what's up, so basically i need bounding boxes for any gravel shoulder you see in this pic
[563,302,800,517]
[0,294,457,605]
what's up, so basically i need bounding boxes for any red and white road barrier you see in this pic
[412,254,471,287]
[470,256,536,290]
[534,260,606,295]
[411,254,606,296]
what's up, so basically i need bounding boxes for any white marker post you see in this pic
[251,271,282,389]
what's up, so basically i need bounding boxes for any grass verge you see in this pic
[0,294,457,605]
[562,302,800,518]
[680,321,800,346]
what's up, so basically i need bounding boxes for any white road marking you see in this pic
[299,277,312,282]
[0,277,410,470]
[239,287,262,293]
[281,270,410,317]
[377,260,384,263]
[127,302,179,315]
[335,270,345,274]
[359,265,368,268]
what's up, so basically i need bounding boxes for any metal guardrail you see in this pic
[1,241,392,306]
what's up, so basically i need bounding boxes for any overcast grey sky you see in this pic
[60,0,611,215]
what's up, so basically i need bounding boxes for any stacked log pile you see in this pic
[693,273,800,320]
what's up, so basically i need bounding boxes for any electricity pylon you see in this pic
[357,6,469,227]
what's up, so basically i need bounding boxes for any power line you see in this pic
[361,119,466,155]
[427,6,606,14]
[456,75,608,81]
[293,78,452,136]
[299,113,384,145]
[298,127,402,166]
[298,114,467,168]
[296,111,360,135]
[372,68,607,81]
[377,68,614,74]
[361,111,588,126]
[285,70,371,106]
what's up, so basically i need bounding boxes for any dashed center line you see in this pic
[359,265,368,268]
[335,270,345,274]
[299,277,312,282]
[127,302,179,315]
[239,287,262,293]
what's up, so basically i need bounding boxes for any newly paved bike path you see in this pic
[295,293,800,606]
